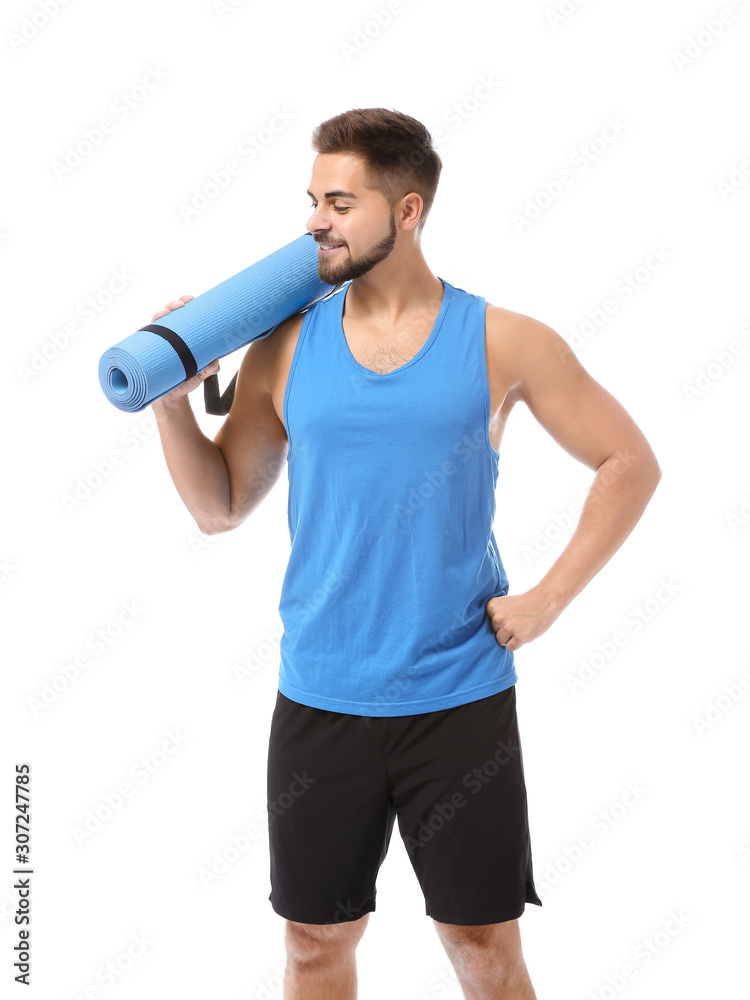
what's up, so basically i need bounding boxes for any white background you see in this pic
[2,0,749,998]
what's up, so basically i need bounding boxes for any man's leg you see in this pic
[433,917,537,1000]
[267,694,395,995]
[383,687,542,996]
[283,913,370,1000]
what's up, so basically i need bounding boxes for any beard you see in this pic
[316,210,398,283]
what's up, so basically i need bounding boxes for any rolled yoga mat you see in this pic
[98,232,337,413]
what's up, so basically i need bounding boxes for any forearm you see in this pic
[533,447,662,615]
[152,395,231,533]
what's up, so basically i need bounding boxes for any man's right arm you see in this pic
[150,296,291,535]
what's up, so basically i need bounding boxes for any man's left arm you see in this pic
[485,309,662,651]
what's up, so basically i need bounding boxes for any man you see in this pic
[152,108,661,1000]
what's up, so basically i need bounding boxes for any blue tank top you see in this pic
[277,277,516,716]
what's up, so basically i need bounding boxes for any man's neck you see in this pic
[345,252,444,326]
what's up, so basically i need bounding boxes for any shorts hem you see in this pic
[268,892,376,924]
[426,893,542,926]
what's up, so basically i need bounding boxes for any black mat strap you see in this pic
[203,372,237,416]
[141,324,198,381]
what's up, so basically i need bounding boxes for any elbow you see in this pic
[637,452,662,494]
[646,449,663,487]
[640,454,662,502]
[196,495,255,535]
[196,514,236,535]
[197,522,223,536]
[627,440,662,486]
[605,444,662,497]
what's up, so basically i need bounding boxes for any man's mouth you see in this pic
[317,243,346,255]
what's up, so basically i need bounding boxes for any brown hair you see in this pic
[311,108,442,232]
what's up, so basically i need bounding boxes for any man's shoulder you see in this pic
[484,301,546,336]
[483,303,577,395]
[254,284,347,367]
[484,301,571,349]
[483,302,536,362]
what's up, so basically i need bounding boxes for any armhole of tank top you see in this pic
[478,296,500,460]
[282,305,314,463]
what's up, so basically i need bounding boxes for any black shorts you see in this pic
[266,684,543,926]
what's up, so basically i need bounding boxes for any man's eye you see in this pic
[308,203,349,213]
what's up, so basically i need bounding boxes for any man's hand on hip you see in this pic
[485,588,561,652]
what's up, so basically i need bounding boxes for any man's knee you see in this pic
[285,913,370,963]
[433,917,523,966]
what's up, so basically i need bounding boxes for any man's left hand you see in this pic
[485,588,561,651]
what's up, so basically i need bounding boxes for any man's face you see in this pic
[306,153,398,283]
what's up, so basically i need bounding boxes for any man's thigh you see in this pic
[384,685,543,925]
[266,691,397,925]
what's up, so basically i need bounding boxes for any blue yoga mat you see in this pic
[98,233,336,413]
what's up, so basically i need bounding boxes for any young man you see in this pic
[152,108,661,1000]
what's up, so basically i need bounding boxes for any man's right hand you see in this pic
[150,295,220,407]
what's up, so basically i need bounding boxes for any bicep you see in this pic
[508,315,656,472]
[212,340,288,526]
